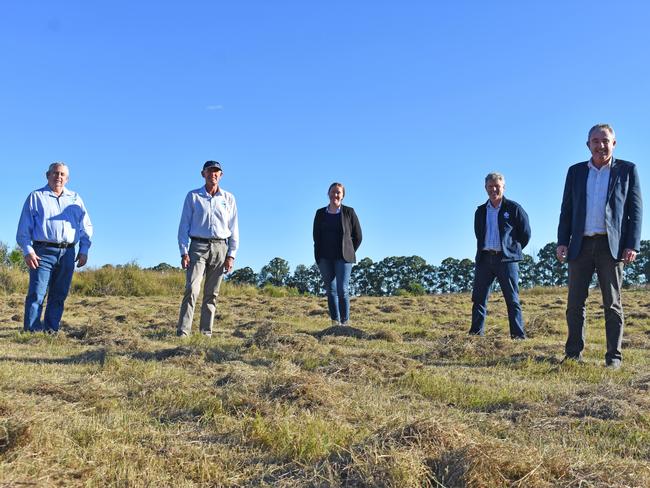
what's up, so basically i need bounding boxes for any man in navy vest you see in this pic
[470,172,531,339]
[557,124,642,368]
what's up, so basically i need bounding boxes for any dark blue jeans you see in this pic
[470,253,525,338]
[24,244,76,332]
[318,258,352,323]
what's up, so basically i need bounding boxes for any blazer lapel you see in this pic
[607,158,620,202]
[576,162,589,205]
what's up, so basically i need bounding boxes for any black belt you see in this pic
[482,249,502,255]
[34,241,75,249]
[191,237,227,243]
[584,234,607,239]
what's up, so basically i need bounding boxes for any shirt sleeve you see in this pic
[177,192,193,256]
[76,195,93,255]
[517,205,531,249]
[16,193,35,256]
[226,194,239,259]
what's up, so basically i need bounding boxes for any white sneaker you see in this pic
[331,319,341,326]
[341,320,350,326]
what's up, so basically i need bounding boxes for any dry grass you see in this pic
[0,287,649,487]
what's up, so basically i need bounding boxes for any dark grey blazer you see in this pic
[558,158,643,261]
[313,205,362,263]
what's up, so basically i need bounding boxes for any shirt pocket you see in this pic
[215,200,231,220]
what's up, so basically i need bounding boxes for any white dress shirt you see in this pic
[584,159,610,236]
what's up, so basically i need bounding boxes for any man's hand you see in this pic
[24,252,41,270]
[556,245,568,263]
[224,256,234,273]
[181,254,190,269]
[622,248,637,265]
[76,253,88,268]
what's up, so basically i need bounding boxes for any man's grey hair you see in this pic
[484,172,505,185]
[47,161,69,176]
[587,123,615,141]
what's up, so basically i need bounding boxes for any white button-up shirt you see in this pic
[483,201,502,251]
[584,159,610,236]
[177,186,239,258]
[16,185,93,256]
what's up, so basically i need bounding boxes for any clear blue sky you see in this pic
[2,1,649,273]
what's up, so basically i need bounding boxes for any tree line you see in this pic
[2,240,648,296]
[229,240,650,296]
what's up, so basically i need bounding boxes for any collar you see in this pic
[588,158,613,172]
[199,186,223,197]
[486,199,503,211]
[325,205,342,214]
[41,185,73,197]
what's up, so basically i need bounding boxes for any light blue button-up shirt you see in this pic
[16,185,93,256]
[177,186,239,258]
[584,159,610,236]
[483,201,502,251]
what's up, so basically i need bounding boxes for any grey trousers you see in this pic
[177,239,228,335]
[565,235,624,364]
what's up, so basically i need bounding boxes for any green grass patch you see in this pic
[398,369,521,411]
[247,411,355,463]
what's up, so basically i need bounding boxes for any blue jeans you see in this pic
[24,244,76,332]
[318,258,352,323]
[470,253,525,338]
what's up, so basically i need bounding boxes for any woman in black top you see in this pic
[313,182,362,325]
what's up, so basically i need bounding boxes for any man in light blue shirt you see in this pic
[177,160,239,337]
[16,162,93,333]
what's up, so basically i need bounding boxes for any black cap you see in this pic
[202,160,222,171]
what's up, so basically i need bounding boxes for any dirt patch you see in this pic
[526,313,562,337]
[261,372,337,410]
[370,328,403,343]
[631,374,650,391]
[559,395,629,420]
[0,418,31,456]
[314,325,370,340]
[321,350,413,382]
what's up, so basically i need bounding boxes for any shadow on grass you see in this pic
[129,345,273,367]
[415,352,561,368]
[0,349,107,365]
[313,325,370,340]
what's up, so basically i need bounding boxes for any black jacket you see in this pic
[474,197,531,262]
[313,205,362,263]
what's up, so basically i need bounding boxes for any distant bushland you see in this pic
[0,239,648,297]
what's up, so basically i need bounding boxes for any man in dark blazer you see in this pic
[470,172,531,339]
[557,124,642,368]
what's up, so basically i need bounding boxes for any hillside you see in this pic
[1,288,649,487]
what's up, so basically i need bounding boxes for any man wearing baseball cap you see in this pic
[176,160,239,337]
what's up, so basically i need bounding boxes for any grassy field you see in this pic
[0,286,649,487]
